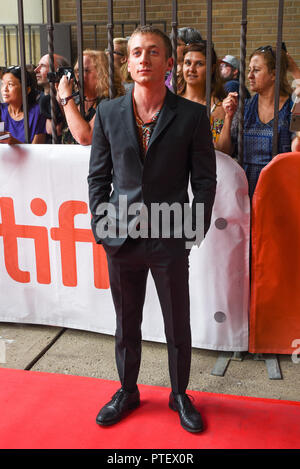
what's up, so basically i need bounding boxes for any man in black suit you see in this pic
[88,26,216,433]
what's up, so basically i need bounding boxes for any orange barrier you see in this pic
[249,152,300,354]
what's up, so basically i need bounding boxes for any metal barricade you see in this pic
[5,0,286,158]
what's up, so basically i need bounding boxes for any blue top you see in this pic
[0,102,46,143]
[232,93,294,197]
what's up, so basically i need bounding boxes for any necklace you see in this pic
[84,96,98,103]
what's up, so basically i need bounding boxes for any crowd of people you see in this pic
[0,27,300,197]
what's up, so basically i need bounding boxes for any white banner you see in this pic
[0,145,250,350]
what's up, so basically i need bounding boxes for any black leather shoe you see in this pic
[96,388,140,426]
[169,392,204,433]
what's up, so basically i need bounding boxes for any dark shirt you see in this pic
[38,91,64,122]
[224,79,251,99]
[38,91,65,143]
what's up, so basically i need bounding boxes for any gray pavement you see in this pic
[0,322,299,402]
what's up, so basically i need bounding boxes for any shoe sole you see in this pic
[96,400,140,426]
[169,402,204,433]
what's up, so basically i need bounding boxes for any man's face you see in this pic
[220,61,235,80]
[128,33,173,87]
[34,55,50,86]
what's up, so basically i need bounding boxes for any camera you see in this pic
[47,67,77,84]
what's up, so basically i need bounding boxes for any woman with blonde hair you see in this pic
[107,38,133,91]
[57,49,125,145]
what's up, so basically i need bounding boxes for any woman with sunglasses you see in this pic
[177,42,236,155]
[223,45,300,198]
[57,49,125,145]
[107,38,133,92]
[0,66,46,144]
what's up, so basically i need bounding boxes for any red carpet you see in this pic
[0,368,299,449]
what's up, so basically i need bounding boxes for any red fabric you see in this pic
[250,152,300,354]
[0,368,299,449]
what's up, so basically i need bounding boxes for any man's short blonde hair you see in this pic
[128,26,172,59]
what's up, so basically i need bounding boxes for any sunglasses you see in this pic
[105,49,125,57]
[5,65,21,72]
[255,45,275,57]
[255,42,287,57]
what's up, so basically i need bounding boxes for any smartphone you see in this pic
[0,133,11,141]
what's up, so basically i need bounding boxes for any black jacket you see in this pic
[88,88,216,252]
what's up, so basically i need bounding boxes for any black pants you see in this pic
[105,237,191,394]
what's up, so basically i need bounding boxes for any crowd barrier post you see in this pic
[76,0,85,117]
[46,0,58,143]
[140,0,146,27]
[171,0,178,94]
[272,0,284,157]
[17,0,29,143]
[2,25,8,67]
[206,0,212,120]
[237,0,247,168]
[107,0,115,99]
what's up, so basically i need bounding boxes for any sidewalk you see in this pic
[0,322,299,402]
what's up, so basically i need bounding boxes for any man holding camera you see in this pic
[34,53,69,142]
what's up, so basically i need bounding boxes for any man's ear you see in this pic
[167,56,174,72]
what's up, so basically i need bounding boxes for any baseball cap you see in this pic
[221,55,240,71]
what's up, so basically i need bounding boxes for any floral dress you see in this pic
[210,101,224,143]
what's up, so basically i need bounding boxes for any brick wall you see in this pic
[57,0,300,78]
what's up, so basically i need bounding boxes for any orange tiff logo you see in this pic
[0,197,109,289]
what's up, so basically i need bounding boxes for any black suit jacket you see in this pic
[88,88,216,253]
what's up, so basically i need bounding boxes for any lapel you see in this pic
[119,87,178,160]
[146,88,177,154]
[120,90,141,160]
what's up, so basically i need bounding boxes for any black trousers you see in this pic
[105,237,191,394]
